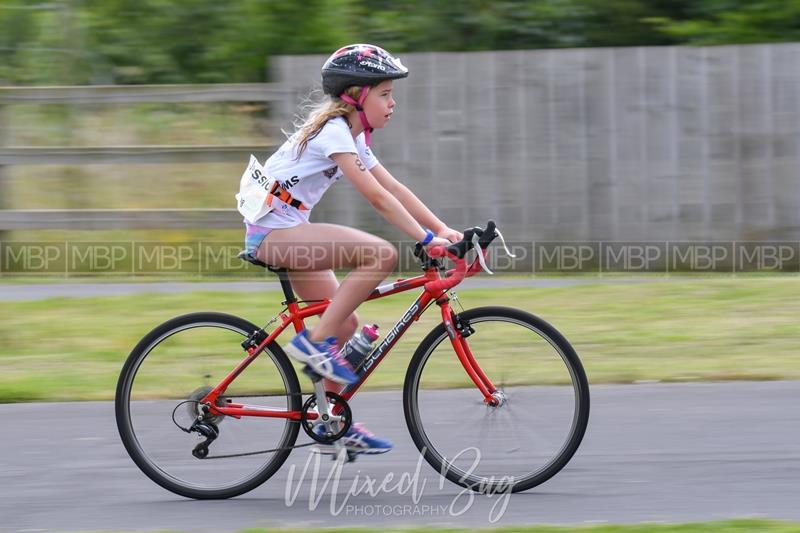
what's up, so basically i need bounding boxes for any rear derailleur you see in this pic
[185,385,226,459]
[189,418,219,459]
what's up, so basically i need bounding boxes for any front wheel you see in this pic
[115,312,301,499]
[403,306,589,493]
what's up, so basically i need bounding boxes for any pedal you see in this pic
[331,453,357,463]
[333,442,346,462]
[330,446,357,464]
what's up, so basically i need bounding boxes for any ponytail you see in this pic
[289,86,364,159]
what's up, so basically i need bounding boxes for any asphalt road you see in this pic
[1,381,798,531]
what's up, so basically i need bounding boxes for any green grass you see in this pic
[1,277,800,402]
[235,520,800,532]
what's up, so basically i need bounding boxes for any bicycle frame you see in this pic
[201,248,499,422]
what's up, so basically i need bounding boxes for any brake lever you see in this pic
[471,233,493,275]
[494,229,517,258]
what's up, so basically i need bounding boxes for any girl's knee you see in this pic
[344,312,359,335]
[357,240,397,272]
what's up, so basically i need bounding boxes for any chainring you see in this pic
[300,391,352,444]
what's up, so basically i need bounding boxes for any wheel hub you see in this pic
[486,390,508,407]
[186,385,227,425]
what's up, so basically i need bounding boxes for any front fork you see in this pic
[438,299,500,406]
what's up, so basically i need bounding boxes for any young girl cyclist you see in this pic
[239,44,463,455]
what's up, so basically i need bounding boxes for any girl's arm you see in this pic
[369,163,463,242]
[332,152,450,245]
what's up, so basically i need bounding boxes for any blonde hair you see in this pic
[288,86,364,159]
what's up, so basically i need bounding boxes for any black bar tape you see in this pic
[478,220,497,249]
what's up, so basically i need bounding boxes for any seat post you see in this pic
[267,266,297,304]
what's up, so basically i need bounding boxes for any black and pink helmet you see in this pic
[321,44,409,98]
[321,44,409,146]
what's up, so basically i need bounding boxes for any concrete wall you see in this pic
[274,44,800,242]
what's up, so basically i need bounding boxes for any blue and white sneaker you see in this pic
[285,330,358,385]
[312,422,394,455]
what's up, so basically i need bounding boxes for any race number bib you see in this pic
[235,154,275,224]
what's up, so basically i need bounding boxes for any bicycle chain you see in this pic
[217,301,351,460]
[200,438,317,460]
[170,300,353,461]
[171,393,330,460]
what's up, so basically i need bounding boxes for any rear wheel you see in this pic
[115,312,301,499]
[404,306,589,493]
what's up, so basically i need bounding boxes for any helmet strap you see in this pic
[339,85,374,146]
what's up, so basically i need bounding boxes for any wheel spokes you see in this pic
[118,315,300,498]
[411,310,588,491]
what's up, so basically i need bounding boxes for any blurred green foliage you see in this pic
[1,0,797,86]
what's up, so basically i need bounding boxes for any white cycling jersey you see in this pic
[250,116,379,228]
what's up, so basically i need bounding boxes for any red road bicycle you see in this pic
[115,221,590,499]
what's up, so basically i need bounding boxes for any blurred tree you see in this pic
[356,0,689,51]
[84,0,233,83]
[577,0,690,46]
[74,0,356,83]
[0,3,39,82]
[224,0,356,81]
[648,0,800,44]
[1,0,356,84]
[1,0,798,86]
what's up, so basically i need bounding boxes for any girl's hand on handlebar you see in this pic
[438,227,464,243]
[426,236,451,249]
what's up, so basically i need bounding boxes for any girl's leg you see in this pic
[260,223,395,453]
[257,222,397,343]
[288,268,360,350]
[288,268,358,394]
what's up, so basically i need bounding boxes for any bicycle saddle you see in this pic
[237,250,269,269]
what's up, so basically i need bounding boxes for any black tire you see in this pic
[403,306,589,494]
[115,312,301,499]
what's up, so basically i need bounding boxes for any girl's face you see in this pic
[362,80,396,129]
